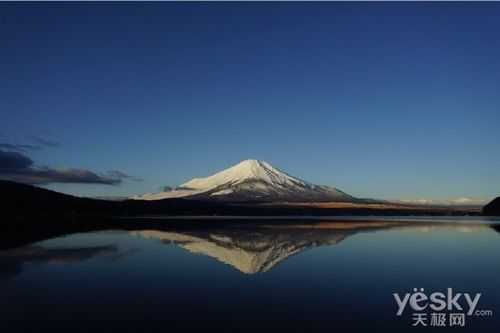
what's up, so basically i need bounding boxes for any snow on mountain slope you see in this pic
[133,159,355,202]
[182,160,306,190]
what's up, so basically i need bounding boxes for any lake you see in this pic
[1,217,499,332]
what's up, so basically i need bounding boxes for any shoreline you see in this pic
[2,215,499,251]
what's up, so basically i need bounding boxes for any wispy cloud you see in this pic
[29,135,61,148]
[0,149,141,186]
[0,135,61,153]
[0,143,42,153]
[107,170,143,182]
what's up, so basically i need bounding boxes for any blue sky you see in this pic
[1,3,499,200]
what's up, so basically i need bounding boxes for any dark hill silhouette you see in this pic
[483,197,500,216]
[0,180,486,250]
[1,180,481,220]
[0,180,228,218]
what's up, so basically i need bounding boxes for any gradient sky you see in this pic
[1,3,499,200]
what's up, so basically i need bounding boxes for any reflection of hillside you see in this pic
[131,222,405,274]
[0,245,117,279]
[490,224,500,234]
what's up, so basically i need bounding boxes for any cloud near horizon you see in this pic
[0,149,139,186]
[0,143,42,153]
[0,135,61,153]
[29,135,61,148]
[396,197,488,206]
[106,170,143,182]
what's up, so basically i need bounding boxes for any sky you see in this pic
[1,3,499,201]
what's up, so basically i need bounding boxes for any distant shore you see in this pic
[2,179,491,250]
[2,180,485,221]
[3,215,499,252]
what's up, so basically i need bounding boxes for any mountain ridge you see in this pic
[0,180,483,226]
[483,197,500,216]
[134,159,355,202]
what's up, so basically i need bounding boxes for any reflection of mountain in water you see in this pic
[132,223,402,274]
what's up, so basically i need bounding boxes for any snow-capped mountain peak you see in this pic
[181,159,307,190]
[133,159,355,202]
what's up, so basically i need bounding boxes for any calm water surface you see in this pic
[1,217,500,332]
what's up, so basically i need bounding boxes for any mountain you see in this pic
[131,227,354,274]
[0,180,481,225]
[483,197,500,216]
[134,159,355,202]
